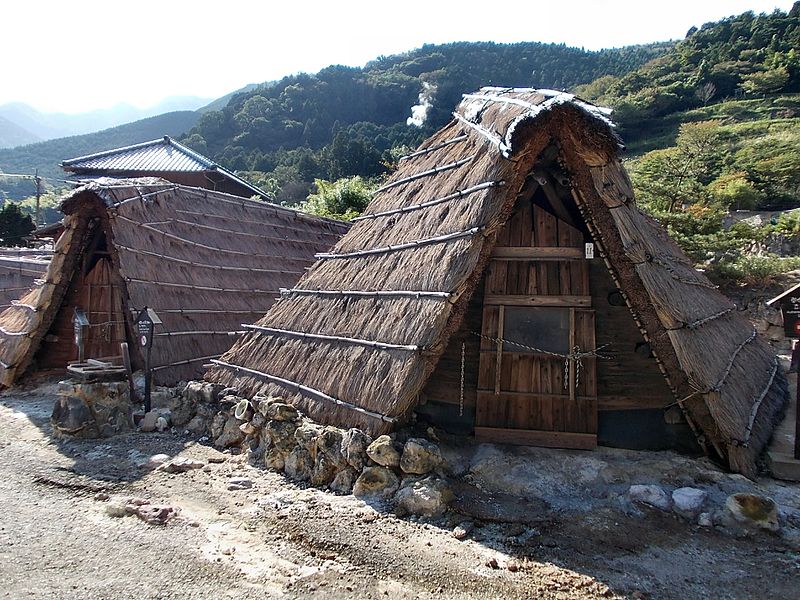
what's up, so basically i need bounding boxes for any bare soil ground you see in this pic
[1,379,798,600]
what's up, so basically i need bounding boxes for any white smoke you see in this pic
[406,82,436,127]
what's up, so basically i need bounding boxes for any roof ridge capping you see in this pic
[456,87,621,159]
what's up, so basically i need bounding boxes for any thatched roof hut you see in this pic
[208,87,788,477]
[0,180,348,387]
[0,248,52,309]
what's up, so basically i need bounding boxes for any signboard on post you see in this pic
[134,307,161,413]
[767,284,800,461]
[72,308,89,363]
[782,296,800,339]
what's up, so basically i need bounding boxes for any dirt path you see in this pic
[1,382,798,599]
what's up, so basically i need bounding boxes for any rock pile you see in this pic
[176,382,451,517]
[51,380,133,439]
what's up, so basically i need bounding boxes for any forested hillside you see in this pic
[573,3,800,287]
[0,110,200,199]
[180,40,670,203]
[576,4,800,136]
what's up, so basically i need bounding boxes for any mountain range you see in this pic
[0,96,213,148]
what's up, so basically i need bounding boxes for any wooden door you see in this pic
[475,189,597,449]
[83,257,127,362]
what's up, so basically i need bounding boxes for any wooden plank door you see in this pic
[475,191,597,449]
[83,258,127,362]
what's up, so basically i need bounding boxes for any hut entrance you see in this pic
[475,170,597,449]
[36,224,128,369]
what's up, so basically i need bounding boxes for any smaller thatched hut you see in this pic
[208,87,788,478]
[0,248,52,309]
[0,180,348,387]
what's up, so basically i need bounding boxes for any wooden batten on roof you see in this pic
[0,180,348,388]
[207,87,788,477]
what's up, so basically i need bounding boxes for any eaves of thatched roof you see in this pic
[0,180,348,387]
[207,87,787,477]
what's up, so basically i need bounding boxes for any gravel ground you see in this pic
[1,379,798,599]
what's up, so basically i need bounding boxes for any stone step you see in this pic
[767,451,800,482]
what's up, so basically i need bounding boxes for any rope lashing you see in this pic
[472,332,610,390]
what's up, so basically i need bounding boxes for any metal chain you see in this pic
[473,332,610,390]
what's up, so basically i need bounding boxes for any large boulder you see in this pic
[150,386,194,427]
[214,415,245,449]
[366,435,401,468]
[182,381,225,406]
[316,427,347,469]
[209,412,228,440]
[261,420,298,455]
[264,402,299,422]
[353,466,400,499]
[284,447,313,482]
[400,438,443,475]
[341,428,371,471]
[724,493,780,532]
[330,468,358,494]
[628,484,672,511]
[51,395,98,438]
[295,422,323,457]
[264,446,286,471]
[310,454,341,487]
[395,476,453,518]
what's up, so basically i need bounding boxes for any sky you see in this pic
[3,0,797,114]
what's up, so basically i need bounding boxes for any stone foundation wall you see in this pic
[177,381,453,517]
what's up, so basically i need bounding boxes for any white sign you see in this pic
[585,242,595,259]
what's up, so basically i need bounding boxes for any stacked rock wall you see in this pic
[180,381,453,517]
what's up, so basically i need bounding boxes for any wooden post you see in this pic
[795,341,800,460]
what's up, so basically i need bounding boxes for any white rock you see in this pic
[145,454,170,469]
[628,484,672,511]
[227,477,254,491]
[394,476,452,517]
[672,487,708,520]
[698,512,714,527]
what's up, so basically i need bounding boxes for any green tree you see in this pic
[708,172,763,210]
[631,121,723,212]
[300,177,375,220]
[740,65,790,95]
[0,203,35,246]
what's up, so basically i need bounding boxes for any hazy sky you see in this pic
[4,0,796,113]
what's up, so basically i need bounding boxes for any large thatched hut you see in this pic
[208,87,788,477]
[0,180,348,387]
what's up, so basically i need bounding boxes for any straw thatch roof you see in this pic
[0,180,348,387]
[207,87,787,477]
[0,248,52,309]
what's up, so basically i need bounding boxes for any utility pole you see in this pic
[34,169,42,227]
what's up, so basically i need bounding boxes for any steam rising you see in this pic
[407,82,435,127]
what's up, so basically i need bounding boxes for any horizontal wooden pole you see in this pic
[375,156,475,193]
[474,426,597,449]
[484,294,591,307]
[280,288,452,300]
[490,247,583,260]
[316,227,482,260]
[243,323,420,351]
[399,135,468,161]
[210,359,396,423]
